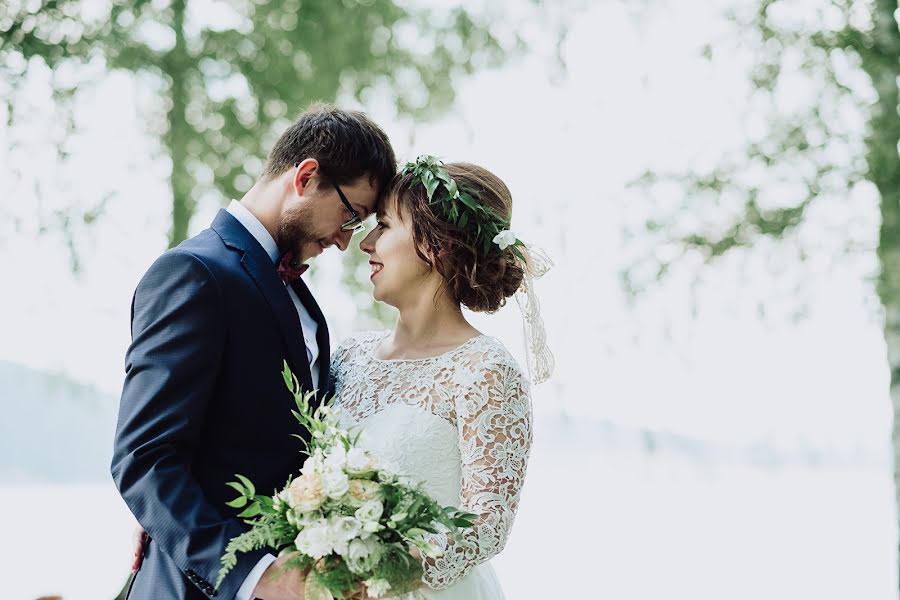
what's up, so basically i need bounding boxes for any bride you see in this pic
[329,156,553,599]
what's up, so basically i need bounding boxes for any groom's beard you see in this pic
[275,203,317,261]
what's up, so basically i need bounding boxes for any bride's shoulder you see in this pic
[333,330,389,361]
[464,335,525,379]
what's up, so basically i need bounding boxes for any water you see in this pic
[2,450,895,599]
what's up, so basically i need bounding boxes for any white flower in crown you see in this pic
[493,229,518,250]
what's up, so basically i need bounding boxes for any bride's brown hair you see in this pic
[383,162,524,313]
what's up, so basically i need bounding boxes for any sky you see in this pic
[0,0,890,451]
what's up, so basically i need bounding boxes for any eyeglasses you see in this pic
[293,162,366,234]
[332,182,365,234]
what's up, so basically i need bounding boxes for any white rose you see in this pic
[287,472,325,513]
[364,578,392,598]
[492,229,518,250]
[294,520,333,559]
[354,500,384,523]
[322,467,350,499]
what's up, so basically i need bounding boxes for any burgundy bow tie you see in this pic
[276,251,308,284]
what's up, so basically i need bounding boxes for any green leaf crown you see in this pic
[399,155,524,261]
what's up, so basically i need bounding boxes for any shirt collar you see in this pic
[226,200,280,265]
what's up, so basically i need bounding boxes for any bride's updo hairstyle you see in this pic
[386,162,525,313]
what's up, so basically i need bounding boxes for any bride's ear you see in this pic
[291,158,320,197]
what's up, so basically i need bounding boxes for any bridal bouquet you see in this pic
[215,361,476,599]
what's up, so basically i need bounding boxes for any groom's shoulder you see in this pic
[150,228,233,273]
[177,226,225,257]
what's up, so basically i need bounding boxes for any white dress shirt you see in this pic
[226,200,320,599]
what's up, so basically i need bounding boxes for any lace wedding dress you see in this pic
[329,331,533,600]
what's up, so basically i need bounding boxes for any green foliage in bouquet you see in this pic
[215,361,477,599]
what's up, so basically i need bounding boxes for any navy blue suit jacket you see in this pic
[111,210,330,599]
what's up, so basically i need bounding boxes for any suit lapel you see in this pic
[211,210,314,393]
[290,278,331,399]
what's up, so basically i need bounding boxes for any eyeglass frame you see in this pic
[293,162,365,233]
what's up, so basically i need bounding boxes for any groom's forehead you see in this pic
[342,178,379,214]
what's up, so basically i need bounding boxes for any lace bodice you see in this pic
[329,331,533,591]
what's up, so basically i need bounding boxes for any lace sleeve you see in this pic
[420,359,533,588]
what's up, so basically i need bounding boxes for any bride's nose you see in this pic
[359,229,377,254]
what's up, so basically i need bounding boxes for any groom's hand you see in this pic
[131,526,148,573]
[252,553,307,600]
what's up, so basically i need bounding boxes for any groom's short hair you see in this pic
[261,103,396,196]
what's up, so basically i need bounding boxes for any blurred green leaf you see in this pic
[0,0,547,252]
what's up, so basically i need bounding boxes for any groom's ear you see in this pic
[291,158,320,197]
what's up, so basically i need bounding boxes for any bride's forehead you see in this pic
[376,192,407,219]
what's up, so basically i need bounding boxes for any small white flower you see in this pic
[301,450,324,476]
[346,447,377,475]
[492,229,518,250]
[273,487,291,511]
[324,443,348,470]
[328,515,363,554]
[364,578,392,598]
[362,520,383,533]
[293,510,321,528]
[346,537,384,574]
[376,468,398,484]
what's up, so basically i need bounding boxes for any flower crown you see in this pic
[400,155,524,261]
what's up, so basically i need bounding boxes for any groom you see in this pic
[111,104,396,600]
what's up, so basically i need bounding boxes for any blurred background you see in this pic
[2,0,899,598]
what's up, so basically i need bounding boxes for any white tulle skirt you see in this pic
[389,563,504,600]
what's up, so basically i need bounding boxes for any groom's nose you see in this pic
[331,229,352,251]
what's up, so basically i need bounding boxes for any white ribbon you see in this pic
[514,244,555,384]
